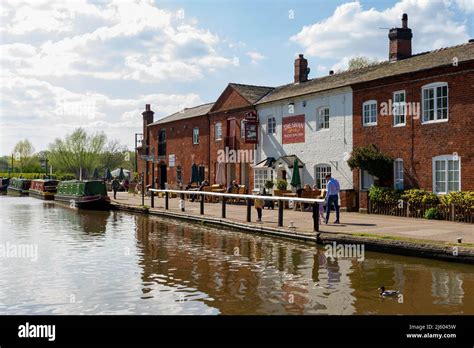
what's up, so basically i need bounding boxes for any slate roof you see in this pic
[149,102,214,126]
[257,42,474,105]
[227,83,274,104]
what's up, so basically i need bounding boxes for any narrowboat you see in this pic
[0,178,10,195]
[55,180,111,210]
[29,179,59,200]
[7,178,31,196]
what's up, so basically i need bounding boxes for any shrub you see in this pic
[347,144,393,181]
[276,179,288,191]
[368,186,401,203]
[264,180,274,190]
[401,189,439,205]
[424,207,441,220]
[439,191,474,208]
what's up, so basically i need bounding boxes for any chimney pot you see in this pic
[145,104,150,111]
[329,70,334,75]
[402,13,408,28]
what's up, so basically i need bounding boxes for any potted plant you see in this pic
[264,180,274,194]
[273,179,289,196]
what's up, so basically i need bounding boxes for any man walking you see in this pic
[111,176,120,200]
[325,174,340,224]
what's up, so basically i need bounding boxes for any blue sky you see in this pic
[1,0,472,154]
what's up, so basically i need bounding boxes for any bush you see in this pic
[424,207,441,220]
[276,179,288,190]
[401,189,439,205]
[347,144,393,181]
[368,186,401,203]
[0,172,76,180]
[439,191,474,208]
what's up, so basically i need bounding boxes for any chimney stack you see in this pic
[294,54,310,83]
[388,13,412,61]
[141,104,154,151]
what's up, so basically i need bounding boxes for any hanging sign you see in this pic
[244,122,258,144]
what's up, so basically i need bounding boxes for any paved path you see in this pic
[110,192,474,246]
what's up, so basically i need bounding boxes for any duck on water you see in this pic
[378,286,400,297]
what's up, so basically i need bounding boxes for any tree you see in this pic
[347,56,377,71]
[347,144,393,182]
[12,139,36,172]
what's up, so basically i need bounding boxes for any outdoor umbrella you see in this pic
[290,158,301,189]
[118,168,125,181]
[191,163,200,184]
[215,161,225,185]
[92,168,100,179]
[105,168,112,181]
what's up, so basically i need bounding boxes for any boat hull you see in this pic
[55,194,111,210]
[7,187,29,196]
[29,190,55,200]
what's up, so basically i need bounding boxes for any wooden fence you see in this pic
[369,200,473,223]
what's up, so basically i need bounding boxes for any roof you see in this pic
[257,42,474,105]
[228,83,274,104]
[277,155,305,168]
[149,102,214,126]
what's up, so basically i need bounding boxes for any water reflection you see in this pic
[0,196,473,315]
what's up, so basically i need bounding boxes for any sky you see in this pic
[1,0,473,154]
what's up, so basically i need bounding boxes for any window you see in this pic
[315,165,331,189]
[361,170,374,190]
[394,159,404,190]
[193,127,199,144]
[362,100,377,126]
[393,91,406,126]
[215,122,222,140]
[254,169,274,190]
[158,129,166,156]
[267,116,276,134]
[318,107,330,130]
[240,119,246,138]
[176,166,182,183]
[422,83,448,123]
[432,155,460,194]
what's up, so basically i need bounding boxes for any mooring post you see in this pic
[141,172,145,207]
[200,194,204,215]
[180,193,185,212]
[222,196,226,218]
[313,202,319,232]
[151,163,155,208]
[278,200,283,227]
[165,192,169,210]
[246,198,251,222]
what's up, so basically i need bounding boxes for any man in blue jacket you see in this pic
[325,174,340,224]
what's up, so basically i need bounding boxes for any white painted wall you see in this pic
[256,87,353,190]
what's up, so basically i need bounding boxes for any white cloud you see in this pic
[246,51,266,65]
[290,0,470,67]
[455,0,474,13]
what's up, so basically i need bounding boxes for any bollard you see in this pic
[222,196,226,218]
[246,198,251,222]
[165,192,169,210]
[313,203,319,232]
[278,200,283,227]
[200,194,204,215]
[179,193,185,212]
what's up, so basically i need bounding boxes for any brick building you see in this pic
[209,83,273,188]
[137,103,214,189]
[351,15,474,211]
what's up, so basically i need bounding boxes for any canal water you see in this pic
[1,196,473,315]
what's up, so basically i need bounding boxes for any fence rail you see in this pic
[369,200,473,223]
[149,188,325,231]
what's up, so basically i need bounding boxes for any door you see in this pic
[227,118,235,137]
[240,163,249,188]
[160,164,167,189]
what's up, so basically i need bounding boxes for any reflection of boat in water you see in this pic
[55,180,111,210]
[29,179,59,200]
[0,178,10,195]
[54,204,110,235]
[7,178,31,196]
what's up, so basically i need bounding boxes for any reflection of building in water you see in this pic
[431,271,464,306]
[134,215,358,314]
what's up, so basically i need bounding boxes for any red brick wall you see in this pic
[143,115,210,188]
[353,62,474,210]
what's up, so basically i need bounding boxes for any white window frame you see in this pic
[393,90,406,127]
[240,119,246,138]
[432,154,461,194]
[318,107,330,130]
[362,100,377,126]
[215,122,222,140]
[422,82,448,124]
[254,168,274,190]
[360,170,374,191]
[267,116,276,135]
[315,164,331,189]
[193,127,199,144]
[393,158,404,190]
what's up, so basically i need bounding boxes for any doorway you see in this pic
[159,164,167,189]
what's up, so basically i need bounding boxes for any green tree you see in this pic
[12,139,36,172]
[347,56,377,70]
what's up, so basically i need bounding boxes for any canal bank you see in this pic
[110,192,474,264]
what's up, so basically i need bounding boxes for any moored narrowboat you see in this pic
[0,178,10,195]
[29,179,59,200]
[55,180,110,210]
[7,178,31,196]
